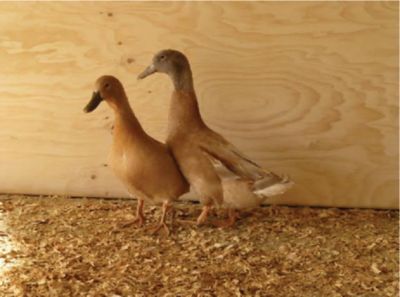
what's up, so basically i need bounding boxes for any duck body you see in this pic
[110,110,187,204]
[138,49,293,226]
[166,88,292,221]
[84,75,188,234]
[166,90,223,211]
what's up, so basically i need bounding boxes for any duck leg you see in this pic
[149,200,171,236]
[121,199,145,227]
[196,204,211,226]
[212,208,239,228]
[176,204,214,226]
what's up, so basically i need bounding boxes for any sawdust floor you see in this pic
[0,195,398,297]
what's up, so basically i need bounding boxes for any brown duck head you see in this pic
[138,49,193,91]
[84,75,126,113]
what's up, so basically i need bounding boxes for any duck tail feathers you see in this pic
[253,174,294,197]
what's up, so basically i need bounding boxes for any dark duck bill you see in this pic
[84,91,103,113]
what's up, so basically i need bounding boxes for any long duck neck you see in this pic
[108,95,145,138]
[171,65,194,92]
[168,66,205,130]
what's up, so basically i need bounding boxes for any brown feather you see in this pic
[139,49,293,220]
[89,76,189,205]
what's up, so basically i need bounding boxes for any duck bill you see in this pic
[84,91,103,113]
[137,64,156,80]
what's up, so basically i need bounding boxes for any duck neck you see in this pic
[109,96,145,137]
[168,66,206,132]
[171,65,194,92]
[168,85,206,133]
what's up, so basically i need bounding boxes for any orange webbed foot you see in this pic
[212,209,239,229]
[120,214,145,228]
[147,222,170,236]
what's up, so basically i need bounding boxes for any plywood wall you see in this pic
[0,2,398,208]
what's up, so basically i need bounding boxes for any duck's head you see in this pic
[137,49,191,80]
[84,75,125,113]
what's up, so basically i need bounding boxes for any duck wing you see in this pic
[199,128,294,197]
[199,128,267,180]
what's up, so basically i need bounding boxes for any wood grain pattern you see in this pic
[0,2,398,208]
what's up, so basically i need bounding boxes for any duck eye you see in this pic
[160,55,166,61]
[104,83,110,89]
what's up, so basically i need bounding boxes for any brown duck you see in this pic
[138,49,293,227]
[83,75,189,234]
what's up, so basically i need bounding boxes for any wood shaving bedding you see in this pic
[0,195,398,297]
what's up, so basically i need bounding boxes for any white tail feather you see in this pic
[253,175,294,197]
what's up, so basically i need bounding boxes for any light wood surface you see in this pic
[0,2,398,208]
